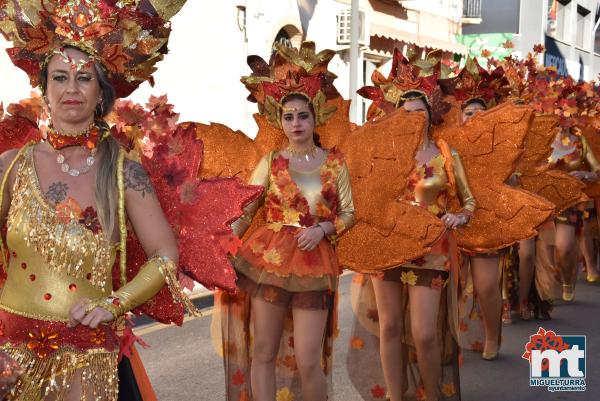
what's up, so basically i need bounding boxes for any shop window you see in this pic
[576,6,590,48]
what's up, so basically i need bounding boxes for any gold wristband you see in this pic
[84,297,121,318]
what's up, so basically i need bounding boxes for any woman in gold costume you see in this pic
[546,126,600,301]
[0,1,201,400]
[216,43,355,401]
[347,50,475,401]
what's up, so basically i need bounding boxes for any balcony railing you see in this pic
[463,0,482,19]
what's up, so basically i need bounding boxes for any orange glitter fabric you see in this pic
[582,125,600,198]
[435,102,554,252]
[336,110,445,272]
[518,114,588,213]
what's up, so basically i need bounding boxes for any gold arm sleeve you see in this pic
[452,151,476,214]
[105,256,199,317]
[333,162,355,235]
[231,154,271,238]
[582,136,600,174]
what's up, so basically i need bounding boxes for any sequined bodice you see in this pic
[547,132,584,172]
[0,146,116,321]
[404,153,449,217]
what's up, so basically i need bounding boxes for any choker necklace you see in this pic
[286,143,318,161]
[47,123,101,151]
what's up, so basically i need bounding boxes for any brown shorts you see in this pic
[237,273,334,310]
[381,267,449,289]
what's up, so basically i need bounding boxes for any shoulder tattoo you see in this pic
[123,159,155,198]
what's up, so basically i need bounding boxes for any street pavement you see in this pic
[137,273,599,401]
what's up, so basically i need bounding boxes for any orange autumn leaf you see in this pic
[55,197,83,224]
[442,382,457,397]
[416,386,427,401]
[280,355,298,371]
[237,389,250,401]
[350,336,365,350]
[430,275,445,290]
[263,287,278,303]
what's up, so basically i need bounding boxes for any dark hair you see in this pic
[39,46,116,119]
[462,97,487,110]
[280,93,322,147]
[399,90,432,126]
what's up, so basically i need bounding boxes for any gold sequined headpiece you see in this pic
[357,48,450,124]
[241,41,340,128]
[0,0,187,98]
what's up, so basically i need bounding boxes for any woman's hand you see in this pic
[295,225,325,251]
[68,298,115,329]
[441,213,469,230]
[569,170,598,182]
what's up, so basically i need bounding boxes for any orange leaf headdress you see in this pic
[357,48,450,124]
[441,56,509,108]
[0,0,187,97]
[241,41,340,128]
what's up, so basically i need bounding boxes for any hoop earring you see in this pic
[97,102,104,117]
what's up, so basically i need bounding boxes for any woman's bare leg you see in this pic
[250,297,288,401]
[518,238,536,318]
[408,284,442,401]
[372,277,404,401]
[555,222,577,300]
[470,254,501,355]
[292,307,329,401]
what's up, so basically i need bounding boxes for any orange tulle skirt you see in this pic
[237,225,339,278]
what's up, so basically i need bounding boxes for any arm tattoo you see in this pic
[44,182,69,204]
[123,159,155,198]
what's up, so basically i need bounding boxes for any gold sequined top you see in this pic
[233,149,355,237]
[547,131,600,173]
[404,149,476,217]
[0,146,116,321]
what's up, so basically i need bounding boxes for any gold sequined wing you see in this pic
[336,110,446,272]
[517,114,588,212]
[436,103,554,252]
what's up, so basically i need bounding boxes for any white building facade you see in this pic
[0,1,466,135]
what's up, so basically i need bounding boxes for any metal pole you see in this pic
[349,0,360,123]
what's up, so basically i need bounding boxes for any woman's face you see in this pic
[461,101,485,124]
[280,98,315,147]
[45,47,101,129]
[402,98,430,130]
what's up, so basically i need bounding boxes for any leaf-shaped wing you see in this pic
[111,98,263,325]
[582,125,600,198]
[336,109,445,272]
[518,115,588,212]
[436,103,554,251]
[192,122,262,180]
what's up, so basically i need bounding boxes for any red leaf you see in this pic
[232,369,245,386]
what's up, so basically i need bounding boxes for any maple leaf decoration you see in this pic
[111,95,263,325]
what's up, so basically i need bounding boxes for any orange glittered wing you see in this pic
[336,109,445,272]
[435,103,554,252]
[517,114,587,213]
[582,125,600,198]
[192,122,262,181]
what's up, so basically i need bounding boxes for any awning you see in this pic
[371,23,467,55]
